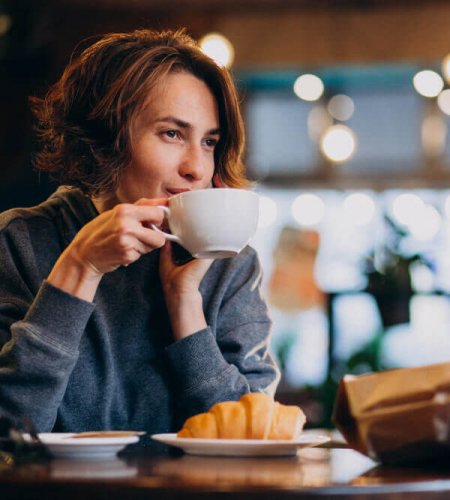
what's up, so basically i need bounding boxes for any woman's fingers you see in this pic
[111,203,166,224]
[159,241,213,293]
[134,197,169,208]
[70,202,171,273]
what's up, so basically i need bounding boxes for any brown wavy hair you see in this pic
[30,29,248,196]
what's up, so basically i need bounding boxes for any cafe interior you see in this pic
[2,0,450,427]
[1,0,450,435]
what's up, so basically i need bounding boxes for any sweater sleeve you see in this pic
[165,248,280,424]
[0,215,95,431]
[0,281,95,431]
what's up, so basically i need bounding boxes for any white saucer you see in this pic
[39,433,140,459]
[151,432,330,457]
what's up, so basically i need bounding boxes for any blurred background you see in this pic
[1,0,450,426]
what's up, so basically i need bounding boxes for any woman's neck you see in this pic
[91,193,119,213]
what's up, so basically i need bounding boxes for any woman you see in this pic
[0,29,279,433]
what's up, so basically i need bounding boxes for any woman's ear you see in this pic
[212,173,226,188]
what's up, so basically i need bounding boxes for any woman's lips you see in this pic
[166,188,191,196]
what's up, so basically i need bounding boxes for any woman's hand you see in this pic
[159,241,213,340]
[47,198,168,301]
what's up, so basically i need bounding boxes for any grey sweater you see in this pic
[0,187,279,433]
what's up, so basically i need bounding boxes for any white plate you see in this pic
[151,432,330,457]
[38,433,140,459]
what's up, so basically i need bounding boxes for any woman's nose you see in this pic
[179,145,207,181]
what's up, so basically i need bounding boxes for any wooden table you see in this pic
[1,432,450,499]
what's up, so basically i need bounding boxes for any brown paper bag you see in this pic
[332,362,450,464]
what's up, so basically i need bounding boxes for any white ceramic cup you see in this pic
[151,188,260,259]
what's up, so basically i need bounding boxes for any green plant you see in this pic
[363,214,432,328]
[364,214,424,295]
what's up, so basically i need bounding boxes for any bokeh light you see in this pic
[291,193,325,227]
[442,53,450,84]
[0,14,11,36]
[327,94,355,121]
[391,193,441,241]
[258,195,278,228]
[320,124,356,163]
[307,106,333,142]
[199,32,234,68]
[293,74,324,102]
[443,194,450,219]
[391,193,425,227]
[421,114,447,156]
[413,70,444,98]
[408,205,442,241]
[437,89,450,116]
[343,192,376,226]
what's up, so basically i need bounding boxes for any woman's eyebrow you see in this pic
[156,116,221,135]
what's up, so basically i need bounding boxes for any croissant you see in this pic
[177,393,306,440]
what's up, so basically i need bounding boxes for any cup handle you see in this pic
[150,206,181,243]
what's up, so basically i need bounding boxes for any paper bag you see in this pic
[332,362,450,464]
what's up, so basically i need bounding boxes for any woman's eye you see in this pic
[164,130,179,139]
[204,138,219,149]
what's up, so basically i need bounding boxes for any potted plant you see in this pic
[364,215,425,328]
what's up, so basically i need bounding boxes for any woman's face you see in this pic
[115,71,221,203]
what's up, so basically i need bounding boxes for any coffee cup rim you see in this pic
[169,188,258,200]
